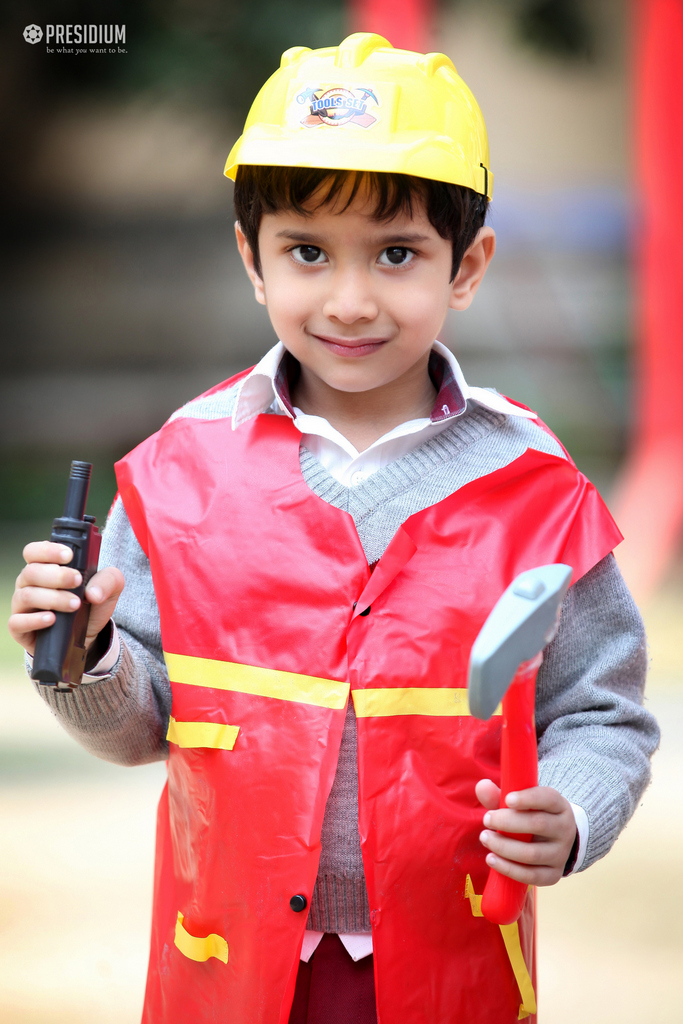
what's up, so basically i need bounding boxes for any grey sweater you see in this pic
[35,398,659,935]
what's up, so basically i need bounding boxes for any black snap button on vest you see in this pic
[290,894,307,912]
[360,605,371,616]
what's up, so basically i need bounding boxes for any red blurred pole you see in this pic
[612,0,683,599]
[349,0,434,52]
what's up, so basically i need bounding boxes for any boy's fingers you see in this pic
[505,786,569,813]
[7,611,55,651]
[480,829,562,867]
[85,567,125,605]
[475,778,500,810]
[22,541,74,565]
[83,569,125,647]
[482,807,557,837]
[11,585,81,616]
[17,562,82,591]
[484,852,561,887]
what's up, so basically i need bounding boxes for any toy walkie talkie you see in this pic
[31,461,102,691]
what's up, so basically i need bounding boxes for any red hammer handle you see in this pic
[481,653,542,925]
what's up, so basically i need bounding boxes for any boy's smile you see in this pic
[237,183,494,449]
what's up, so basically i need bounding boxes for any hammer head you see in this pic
[468,564,572,720]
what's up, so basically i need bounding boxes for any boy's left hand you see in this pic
[476,779,577,886]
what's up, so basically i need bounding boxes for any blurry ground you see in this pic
[0,527,681,1023]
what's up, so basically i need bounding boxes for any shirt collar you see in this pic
[231,340,537,430]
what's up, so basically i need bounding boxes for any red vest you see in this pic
[116,377,621,1024]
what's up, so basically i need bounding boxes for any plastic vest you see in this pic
[115,375,621,1024]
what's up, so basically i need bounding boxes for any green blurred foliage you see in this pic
[0,450,121,528]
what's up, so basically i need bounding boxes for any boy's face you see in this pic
[236,181,494,400]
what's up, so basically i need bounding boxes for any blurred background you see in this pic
[0,0,681,1021]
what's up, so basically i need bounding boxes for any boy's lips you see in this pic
[312,334,388,357]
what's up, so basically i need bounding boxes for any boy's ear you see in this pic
[235,222,266,306]
[448,227,496,312]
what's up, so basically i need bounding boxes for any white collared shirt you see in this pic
[231,340,536,486]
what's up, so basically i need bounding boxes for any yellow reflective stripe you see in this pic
[464,875,536,1018]
[164,652,349,710]
[464,873,483,916]
[500,923,537,1018]
[174,912,228,964]
[353,688,502,718]
[167,716,239,751]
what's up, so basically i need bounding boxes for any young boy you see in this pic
[10,33,658,1024]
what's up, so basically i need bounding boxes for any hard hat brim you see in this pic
[224,126,493,198]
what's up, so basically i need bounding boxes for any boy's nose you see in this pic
[321,268,379,324]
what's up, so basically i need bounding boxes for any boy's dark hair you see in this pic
[233,166,488,282]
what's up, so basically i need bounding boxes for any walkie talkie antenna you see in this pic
[62,460,92,519]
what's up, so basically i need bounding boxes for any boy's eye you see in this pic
[291,245,327,264]
[378,247,414,266]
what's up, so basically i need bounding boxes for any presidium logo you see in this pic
[23,23,126,49]
[295,86,380,129]
[23,25,43,43]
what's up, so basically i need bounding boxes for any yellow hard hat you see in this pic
[224,32,493,198]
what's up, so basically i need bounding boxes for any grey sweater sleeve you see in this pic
[535,553,658,870]
[34,495,171,766]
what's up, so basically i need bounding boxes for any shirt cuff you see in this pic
[566,803,589,875]
[82,622,120,680]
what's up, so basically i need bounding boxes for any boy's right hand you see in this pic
[8,541,125,657]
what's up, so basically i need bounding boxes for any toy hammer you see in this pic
[468,563,572,925]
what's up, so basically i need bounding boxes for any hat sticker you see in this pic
[294,85,381,129]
